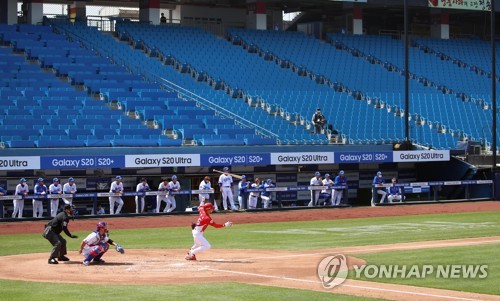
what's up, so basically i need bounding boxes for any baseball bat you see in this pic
[213,169,243,180]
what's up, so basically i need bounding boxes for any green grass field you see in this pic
[350,244,499,295]
[1,211,498,256]
[0,281,386,301]
[0,210,498,300]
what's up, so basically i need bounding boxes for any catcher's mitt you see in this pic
[115,244,125,254]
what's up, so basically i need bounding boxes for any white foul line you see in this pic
[204,267,483,301]
[244,239,500,261]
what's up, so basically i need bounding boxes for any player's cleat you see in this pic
[48,258,58,264]
[58,256,70,261]
[185,253,197,261]
[83,260,90,266]
[93,258,106,264]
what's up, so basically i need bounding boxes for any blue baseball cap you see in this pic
[68,177,74,182]
[266,179,272,183]
[53,178,59,182]
[324,173,330,177]
[19,178,26,183]
[37,177,44,182]
[339,170,345,175]
[223,167,229,171]
[116,176,122,180]
[172,175,177,180]
[315,172,321,176]
[377,171,382,176]
[241,175,246,179]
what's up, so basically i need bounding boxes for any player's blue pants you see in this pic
[85,243,109,262]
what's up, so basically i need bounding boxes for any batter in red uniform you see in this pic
[185,202,233,260]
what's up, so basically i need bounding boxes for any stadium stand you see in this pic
[0,24,281,147]
[48,21,312,145]
[228,28,500,149]
[327,33,494,148]
[1,22,495,149]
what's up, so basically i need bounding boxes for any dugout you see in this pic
[0,144,494,220]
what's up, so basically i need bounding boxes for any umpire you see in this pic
[42,204,78,264]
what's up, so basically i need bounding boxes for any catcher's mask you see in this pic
[96,221,108,231]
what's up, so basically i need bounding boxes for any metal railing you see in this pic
[156,76,280,139]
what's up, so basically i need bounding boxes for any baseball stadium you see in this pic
[0,0,500,300]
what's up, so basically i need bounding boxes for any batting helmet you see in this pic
[202,202,215,211]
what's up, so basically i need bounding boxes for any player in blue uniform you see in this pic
[237,175,249,209]
[387,177,404,203]
[372,171,387,206]
[261,179,275,209]
[333,171,348,206]
[33,178,48,218]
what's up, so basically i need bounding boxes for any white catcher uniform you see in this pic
[166,180,180,213]
[218,173,236,210]
[49,183,63,217]
[109,180,124,215]
[81,231,111,258]
[13,182,29,218]
[62,182,77,205]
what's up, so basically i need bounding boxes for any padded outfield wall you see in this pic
[0,144,484,214]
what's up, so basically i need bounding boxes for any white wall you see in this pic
[171,5,181,22]
[179,5,246,26]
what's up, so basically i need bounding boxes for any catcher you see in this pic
[78,221,124,266]
[185,202,233,260]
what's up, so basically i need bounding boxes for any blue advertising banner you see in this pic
[41,156,125,169]
[1,150,451,170]
[200,153,270,166]
[334,152,393,164]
